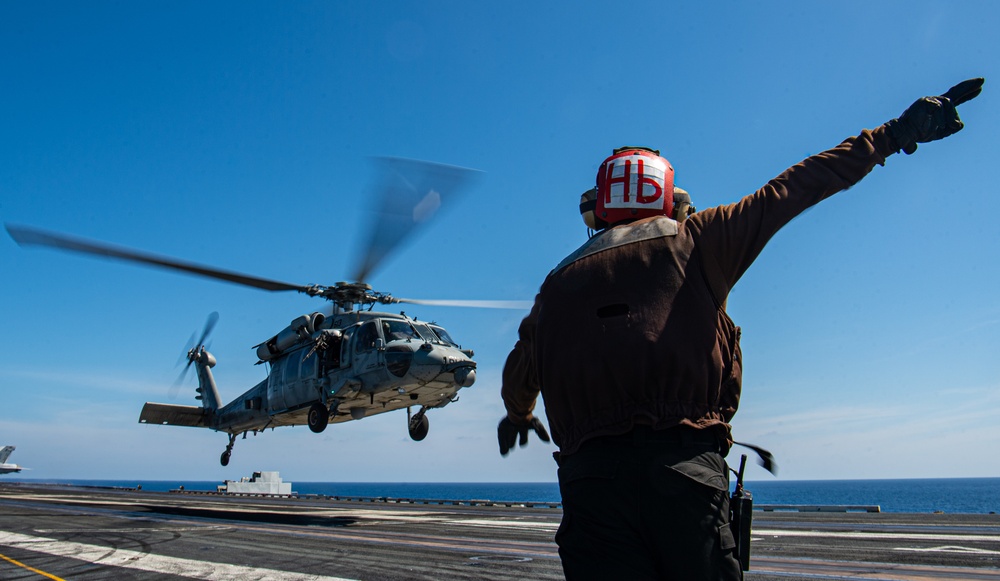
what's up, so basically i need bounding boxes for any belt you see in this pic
[582,424,723,451]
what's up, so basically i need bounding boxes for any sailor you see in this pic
[497,78,984,579]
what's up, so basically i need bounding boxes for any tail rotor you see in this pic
[170,312,219,400]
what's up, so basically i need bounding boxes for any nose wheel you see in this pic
[221,433,236,466]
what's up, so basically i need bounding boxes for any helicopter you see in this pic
[6,158,529,466]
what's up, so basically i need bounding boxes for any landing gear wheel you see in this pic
[408,414,429,441]
[307,402,329,434]
[221,451,231,466]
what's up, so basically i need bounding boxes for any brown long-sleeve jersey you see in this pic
[502,126,897,456]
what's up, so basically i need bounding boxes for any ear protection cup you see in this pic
[579,188,607,230]
[672,186,695,222]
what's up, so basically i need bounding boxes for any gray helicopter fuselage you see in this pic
[144,310,476,437]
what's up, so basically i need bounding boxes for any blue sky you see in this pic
[1,2,998,484]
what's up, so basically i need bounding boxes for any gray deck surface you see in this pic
[1,482,998,580]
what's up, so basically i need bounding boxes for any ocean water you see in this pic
[10,477,999,514]
[748,478,1000,514]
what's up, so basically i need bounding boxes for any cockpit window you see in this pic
[382,320,418,342]
[412,322,443,344]
[355,321,380,352]
[429,325,458,347]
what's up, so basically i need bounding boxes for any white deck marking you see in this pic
[0,531,357,581]
[895,545,1000,555]
[450,519,559,532]
[34,527,228,534]
[755,528,1000,543]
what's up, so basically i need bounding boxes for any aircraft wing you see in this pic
[139,403,211,428]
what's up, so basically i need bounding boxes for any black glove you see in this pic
[497,416,551,456]
[886,78,984,155]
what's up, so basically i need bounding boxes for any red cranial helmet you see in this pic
[594,146,674,226]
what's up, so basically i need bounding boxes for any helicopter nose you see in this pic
[453,366,476,387]
[409,344,477,385]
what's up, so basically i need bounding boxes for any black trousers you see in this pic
[555,427,742,580]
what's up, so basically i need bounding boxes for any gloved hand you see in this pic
[497,415,551,456]
[886,78,984,154]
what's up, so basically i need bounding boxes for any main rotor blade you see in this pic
[351,157,482,283]
[6,223,309,293]
[392,297,533,310]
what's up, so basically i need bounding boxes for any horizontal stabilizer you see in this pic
[139,403,211,428]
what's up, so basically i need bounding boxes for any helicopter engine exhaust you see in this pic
[255,312,326,361]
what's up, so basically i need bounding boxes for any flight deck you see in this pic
[1,482,998,580]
